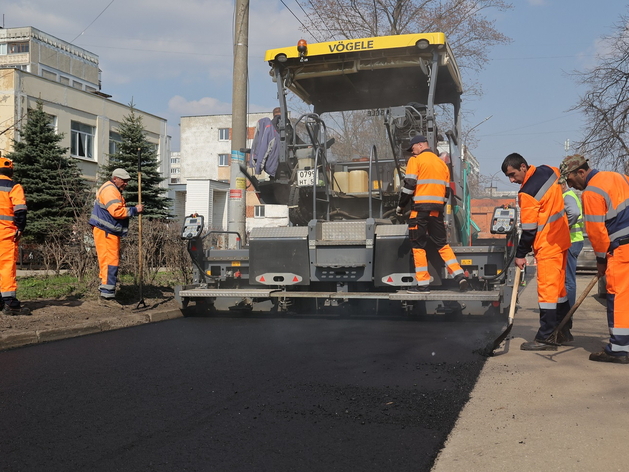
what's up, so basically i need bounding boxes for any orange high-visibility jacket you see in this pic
[582,170,629,262]
[0,175,27,235]
[517,165,570,258]
[398,149,450,212]
[88,180,137,236]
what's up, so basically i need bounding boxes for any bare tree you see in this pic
[300,0,512,78]
[40,227,71,276]
[324,111,392,161]
[571,10,629,171]
[295,1,512,162]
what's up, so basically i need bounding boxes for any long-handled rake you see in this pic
[546,274,600,345]
[491,266,522,351]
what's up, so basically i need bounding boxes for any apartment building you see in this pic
[172,112,284,232]
[0,26,170,186]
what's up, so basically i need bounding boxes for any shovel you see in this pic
[135,147,147,310]
[546,274,600,345]
[491,266,522,351]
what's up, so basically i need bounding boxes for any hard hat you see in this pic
[0,157,13,169]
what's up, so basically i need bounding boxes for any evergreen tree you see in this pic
[7,101,89,243]
[100,102,171,219]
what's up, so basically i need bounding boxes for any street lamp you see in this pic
[485,171,502,198]
[462,115,493,163]
[461,115,492,245]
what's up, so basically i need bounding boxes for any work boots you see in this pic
[520,339,558,351]
[407,286,430,294]
[557,329,574,345]
[98,296,121,308]
[589,351,629,364]
[2,305,31,316]
[454,273,469,292]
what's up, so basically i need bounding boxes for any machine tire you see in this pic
[288,185,312,226]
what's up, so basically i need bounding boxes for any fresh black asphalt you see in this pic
[0,310,504,471]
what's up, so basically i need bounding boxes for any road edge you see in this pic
[0,309,184,352]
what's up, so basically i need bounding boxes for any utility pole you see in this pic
[228,0,249,248]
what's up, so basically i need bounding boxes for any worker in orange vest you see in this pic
[0,157,30,316]
[396,135,469,293]
[89,168,143,301]
[561,154,629,364]
[502,153,571,350]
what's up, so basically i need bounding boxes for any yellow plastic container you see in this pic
[333,171,349,193]
[349,170,369,193]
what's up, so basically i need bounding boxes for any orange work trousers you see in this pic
[605,244,629,355]
[93,227,120,297]
[535,249,569,339]
[0,231,18,303]
[409,210,464,286]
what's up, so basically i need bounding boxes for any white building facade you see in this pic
[171,112,281,232]
[0,26,170,186]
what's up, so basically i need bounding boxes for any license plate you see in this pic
[298,169,318,187]
[460,259,472,265]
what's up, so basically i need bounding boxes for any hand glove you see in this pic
[395,206,404,217]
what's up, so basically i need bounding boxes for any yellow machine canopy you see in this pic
[265,33,462,114]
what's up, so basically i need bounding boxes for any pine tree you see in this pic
[100,102,171,219]
[6,101,89,243]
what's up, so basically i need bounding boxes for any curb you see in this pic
[0,309,184,352]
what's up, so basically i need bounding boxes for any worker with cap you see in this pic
[396,135,469,293]
[560,154,629,364]
[0,157,30,315]
[89,168,143,301]
[502,153,571,350]
[559,175,584,310]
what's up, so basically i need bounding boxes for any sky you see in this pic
[3,0,627,190]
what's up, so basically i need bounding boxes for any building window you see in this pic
[254,205,265,218]
[71,121,94,159]
[0,44,6,55]
[171,168,181,174]
[8,43,29,54]
[42,69,57,81]
[170,177,180,184]
[219,128,230,141]
[219,153,229,166]
[170,157,180,164]
[59,76,70,86]
[109,131,122,156]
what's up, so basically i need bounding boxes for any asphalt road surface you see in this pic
[0,309,505,472]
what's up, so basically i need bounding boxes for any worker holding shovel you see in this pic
[561,154,629,364]
[502,153,571,351]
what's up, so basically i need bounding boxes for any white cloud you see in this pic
[168,95,232,116]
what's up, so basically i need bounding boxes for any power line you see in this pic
[71,0,116,43]
[81,44,234,57]
[306,0,337,41]
[1,0,118,137]
[293,0,332,42]
[279,0,321,42]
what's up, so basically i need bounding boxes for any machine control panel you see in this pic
[182,214,204,240]
[490,207,516,234]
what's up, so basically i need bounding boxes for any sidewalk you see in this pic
[433,273,626,472]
